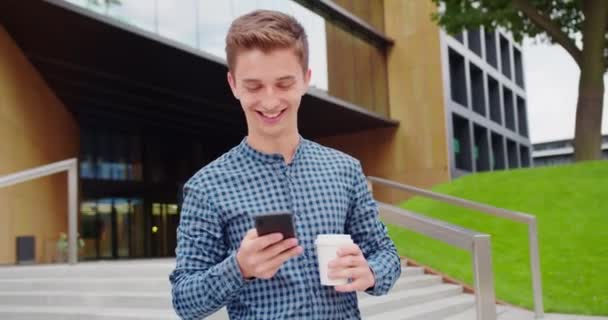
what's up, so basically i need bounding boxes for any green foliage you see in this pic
[56,232,85,252]
[388,161,608,315]
[431,0,584,44]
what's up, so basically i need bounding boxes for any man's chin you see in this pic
[254,127,294,139]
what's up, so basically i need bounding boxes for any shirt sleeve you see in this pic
[345,161,402,296]
[169,182,247,319]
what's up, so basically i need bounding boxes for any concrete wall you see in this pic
[0,25,79,265]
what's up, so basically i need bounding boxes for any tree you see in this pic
[86,0,122,15]
[432,0,608,161]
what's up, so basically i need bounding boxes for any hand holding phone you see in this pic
[254,212,296,239]
[236,228,303,279]
[235,213,300,279]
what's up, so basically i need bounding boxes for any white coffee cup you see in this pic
[315,234,353,286]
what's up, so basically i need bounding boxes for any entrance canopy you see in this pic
[1,0,398,141]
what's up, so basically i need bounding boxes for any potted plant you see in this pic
[55,232,85,263]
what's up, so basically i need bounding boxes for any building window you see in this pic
[80,130,143,181]
[449,48,468,107]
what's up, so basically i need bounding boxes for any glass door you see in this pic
[79,197,144,259]
[150,203,179,257]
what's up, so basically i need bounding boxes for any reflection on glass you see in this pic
[79,197,144,259]
[130,199,145,257]
[80,200,98,259]
[63,0,329,90]
[97,199,113,258]
[80,130,143,181]
[158,0,197,47]
[64,0,85,7]
[197,1,232,59]
[151,203,179,257]
[114,198,131,258]
[106,0,156,33]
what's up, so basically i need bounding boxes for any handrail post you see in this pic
[367,176,544,318]
[68,163,78,265]
[472,234,496,320]
[0,158,79,265]
[528,219,544,318]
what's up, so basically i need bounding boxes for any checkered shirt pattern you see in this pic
[170,137,401,319]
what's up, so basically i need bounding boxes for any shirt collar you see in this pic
[238,136,307,165]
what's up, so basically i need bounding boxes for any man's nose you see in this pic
[259,87,281,110]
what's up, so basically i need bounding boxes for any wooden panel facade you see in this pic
[318,0,450,203]
[0,25,79,264]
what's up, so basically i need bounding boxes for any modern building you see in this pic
[444,28,532,176]
[0,0,530,264]
[533,135,608,166]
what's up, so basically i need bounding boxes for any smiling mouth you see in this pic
[256,109,286,119]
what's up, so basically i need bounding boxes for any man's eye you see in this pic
[246,86,262,92]
[277,83,294,89]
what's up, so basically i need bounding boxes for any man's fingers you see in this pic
[329,254,365,269]
[336,244,362,257]
[260,238,299,261]
[249,232,284,251]
[334,279,366,293]
[243,229,258,240]
[258,245,303,274]
[329,266,369,280]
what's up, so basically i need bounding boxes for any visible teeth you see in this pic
[262,111,281,118]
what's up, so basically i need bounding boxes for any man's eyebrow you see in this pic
[241,76,295,84]
[242,79,262,84]
[276,76,295,81]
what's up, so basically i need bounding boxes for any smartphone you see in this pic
[254,212,296,239]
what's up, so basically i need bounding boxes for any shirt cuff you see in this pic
[220,251,249,291]
[364,258,395,296]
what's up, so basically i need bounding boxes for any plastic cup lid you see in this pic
[315,234,352,246]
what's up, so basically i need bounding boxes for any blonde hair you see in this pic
[225,10,309,74]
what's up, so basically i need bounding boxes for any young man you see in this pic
[170,10,401,320]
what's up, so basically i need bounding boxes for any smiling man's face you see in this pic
[227,47,311,140]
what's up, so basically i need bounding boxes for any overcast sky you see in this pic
[523,39,608,143]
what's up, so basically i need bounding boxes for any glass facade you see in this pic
[78,127,223,259]
[80,198,144,259]
[63,0,328,91]
[80,130,143,181]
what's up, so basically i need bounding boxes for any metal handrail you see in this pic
[377,202,496,320]
[0,159,79,265]
[368,176,544,319]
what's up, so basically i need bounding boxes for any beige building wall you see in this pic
[318,0,451,204]
[0,25,79,265]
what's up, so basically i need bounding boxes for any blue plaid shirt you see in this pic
[170,137,401,319]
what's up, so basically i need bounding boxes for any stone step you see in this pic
[358,274,443,302]
[0,291,172,309]
[0,261,175,279]
[0,305,180,320]
[401,266,425,277]
[364,294,476,320]
[0,263,419,279]
[0,260,460,320]
[360,284,463,317]
[0,278,170,292]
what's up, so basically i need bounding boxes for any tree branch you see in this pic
[512,0,583,67]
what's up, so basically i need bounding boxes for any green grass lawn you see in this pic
[386,161,608,316]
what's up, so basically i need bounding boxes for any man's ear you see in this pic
[303,68,312,94]
[227,71,239,100]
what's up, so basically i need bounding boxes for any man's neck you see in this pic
[246,131,300,164]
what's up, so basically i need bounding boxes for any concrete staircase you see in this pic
[0,259,477,319]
